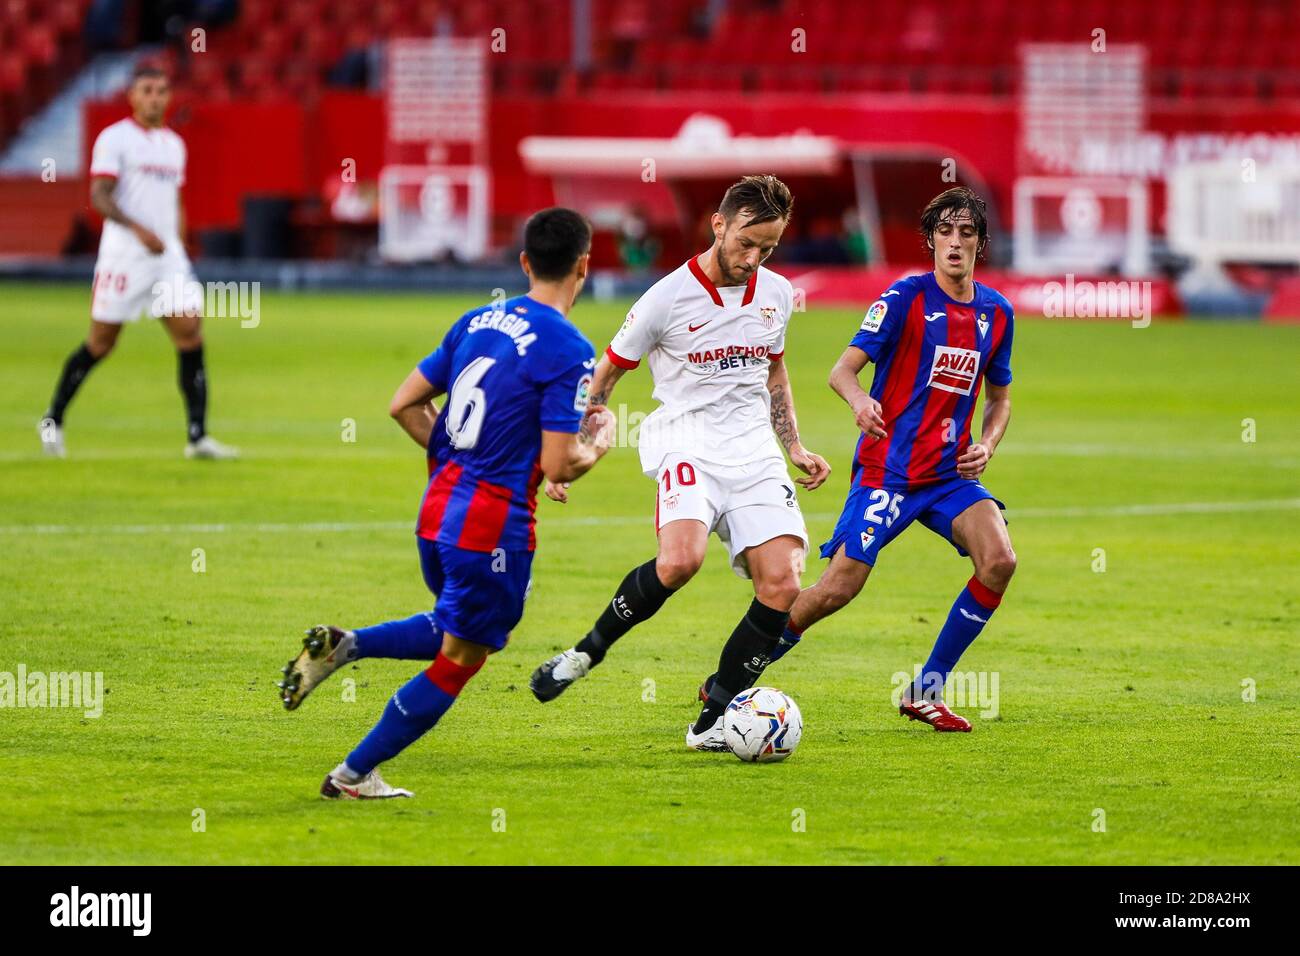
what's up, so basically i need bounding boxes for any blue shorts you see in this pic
[417,536,533,650]
[819,476,1005,567]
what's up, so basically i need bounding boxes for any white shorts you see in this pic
[653,454,809,579]
[91,252,202,323]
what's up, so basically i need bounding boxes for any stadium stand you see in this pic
[3,0,1294,136]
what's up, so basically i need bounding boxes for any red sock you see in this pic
[966,575,1004,611]
[423,652,484,696]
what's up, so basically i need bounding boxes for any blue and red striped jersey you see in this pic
[415,295,595,552]
[849,272,1014,490]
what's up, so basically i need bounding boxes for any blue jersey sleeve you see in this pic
[538,335,597,433]
[987,305,1014,387]
[850,279,917,361]
[417,316,469,391]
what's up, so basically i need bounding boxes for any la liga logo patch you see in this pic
[861,300,888,333]
[574,373,593,412]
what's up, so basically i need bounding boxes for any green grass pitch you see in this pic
[2,282,1297,865]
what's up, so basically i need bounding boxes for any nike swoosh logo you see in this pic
[959,608,988,623]
[687,321,712,332]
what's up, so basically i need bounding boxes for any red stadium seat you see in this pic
[23,23,57,67]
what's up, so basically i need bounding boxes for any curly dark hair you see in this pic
[920,187,989,256]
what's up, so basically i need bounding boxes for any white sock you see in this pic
[333,761,363,784]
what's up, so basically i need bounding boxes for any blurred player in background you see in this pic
[39,64,237,460]
[764,187,1017,732]
[529,175,831,751]
[278,208,616,799]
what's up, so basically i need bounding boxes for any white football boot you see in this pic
[320,764,412,800]
[39,418,65,458]
[185,435,240,459]
[529,648,592,702]
[685,714,730,752]
[279,625,357,710]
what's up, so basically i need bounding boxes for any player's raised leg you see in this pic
[530,517,702,701]
[786,544,872,646]
[769,544,873,669]
[280,538,450,710]
[40,320,123,456]
[320,631,488,800]
[687,533,802,749]
[902,499,1016,732]
[161,311,238,459]
[279,614,447,710]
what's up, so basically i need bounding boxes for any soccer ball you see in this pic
[723,686,802,762]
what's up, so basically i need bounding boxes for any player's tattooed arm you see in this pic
[769,383,797,450]
[768,360,831,490]
[579,356,625,432]
[90,176,164,254]
[549,357,626,502]
[389,367,444,449]
[541,409,616,484]
[958,382,1011,479]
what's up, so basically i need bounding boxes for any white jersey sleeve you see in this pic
[175,135,186,188]
[769,273,795,360]
[605,273,680,369]
[89,124,124,179]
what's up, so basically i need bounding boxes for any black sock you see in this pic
[574,559,677,666]
[693,598,789,733]
[178,345,207,442]
[46,343,101,426]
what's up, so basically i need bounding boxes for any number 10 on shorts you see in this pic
[660,461,696,492]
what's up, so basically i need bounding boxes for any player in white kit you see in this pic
[530,175,831,749]
[39,65,236,460]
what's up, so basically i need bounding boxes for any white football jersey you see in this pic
[607,256,794,475]
[89,118,186,259]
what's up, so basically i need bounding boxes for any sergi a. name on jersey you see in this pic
[416,295,596,552]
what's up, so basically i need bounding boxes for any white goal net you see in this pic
[1013,177,1149,275]
[380,37,490,262]
[378,166,491,263]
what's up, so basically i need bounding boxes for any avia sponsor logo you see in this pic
[927,345,980,395]
[688,344,771,365]
[466,309,537,355]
